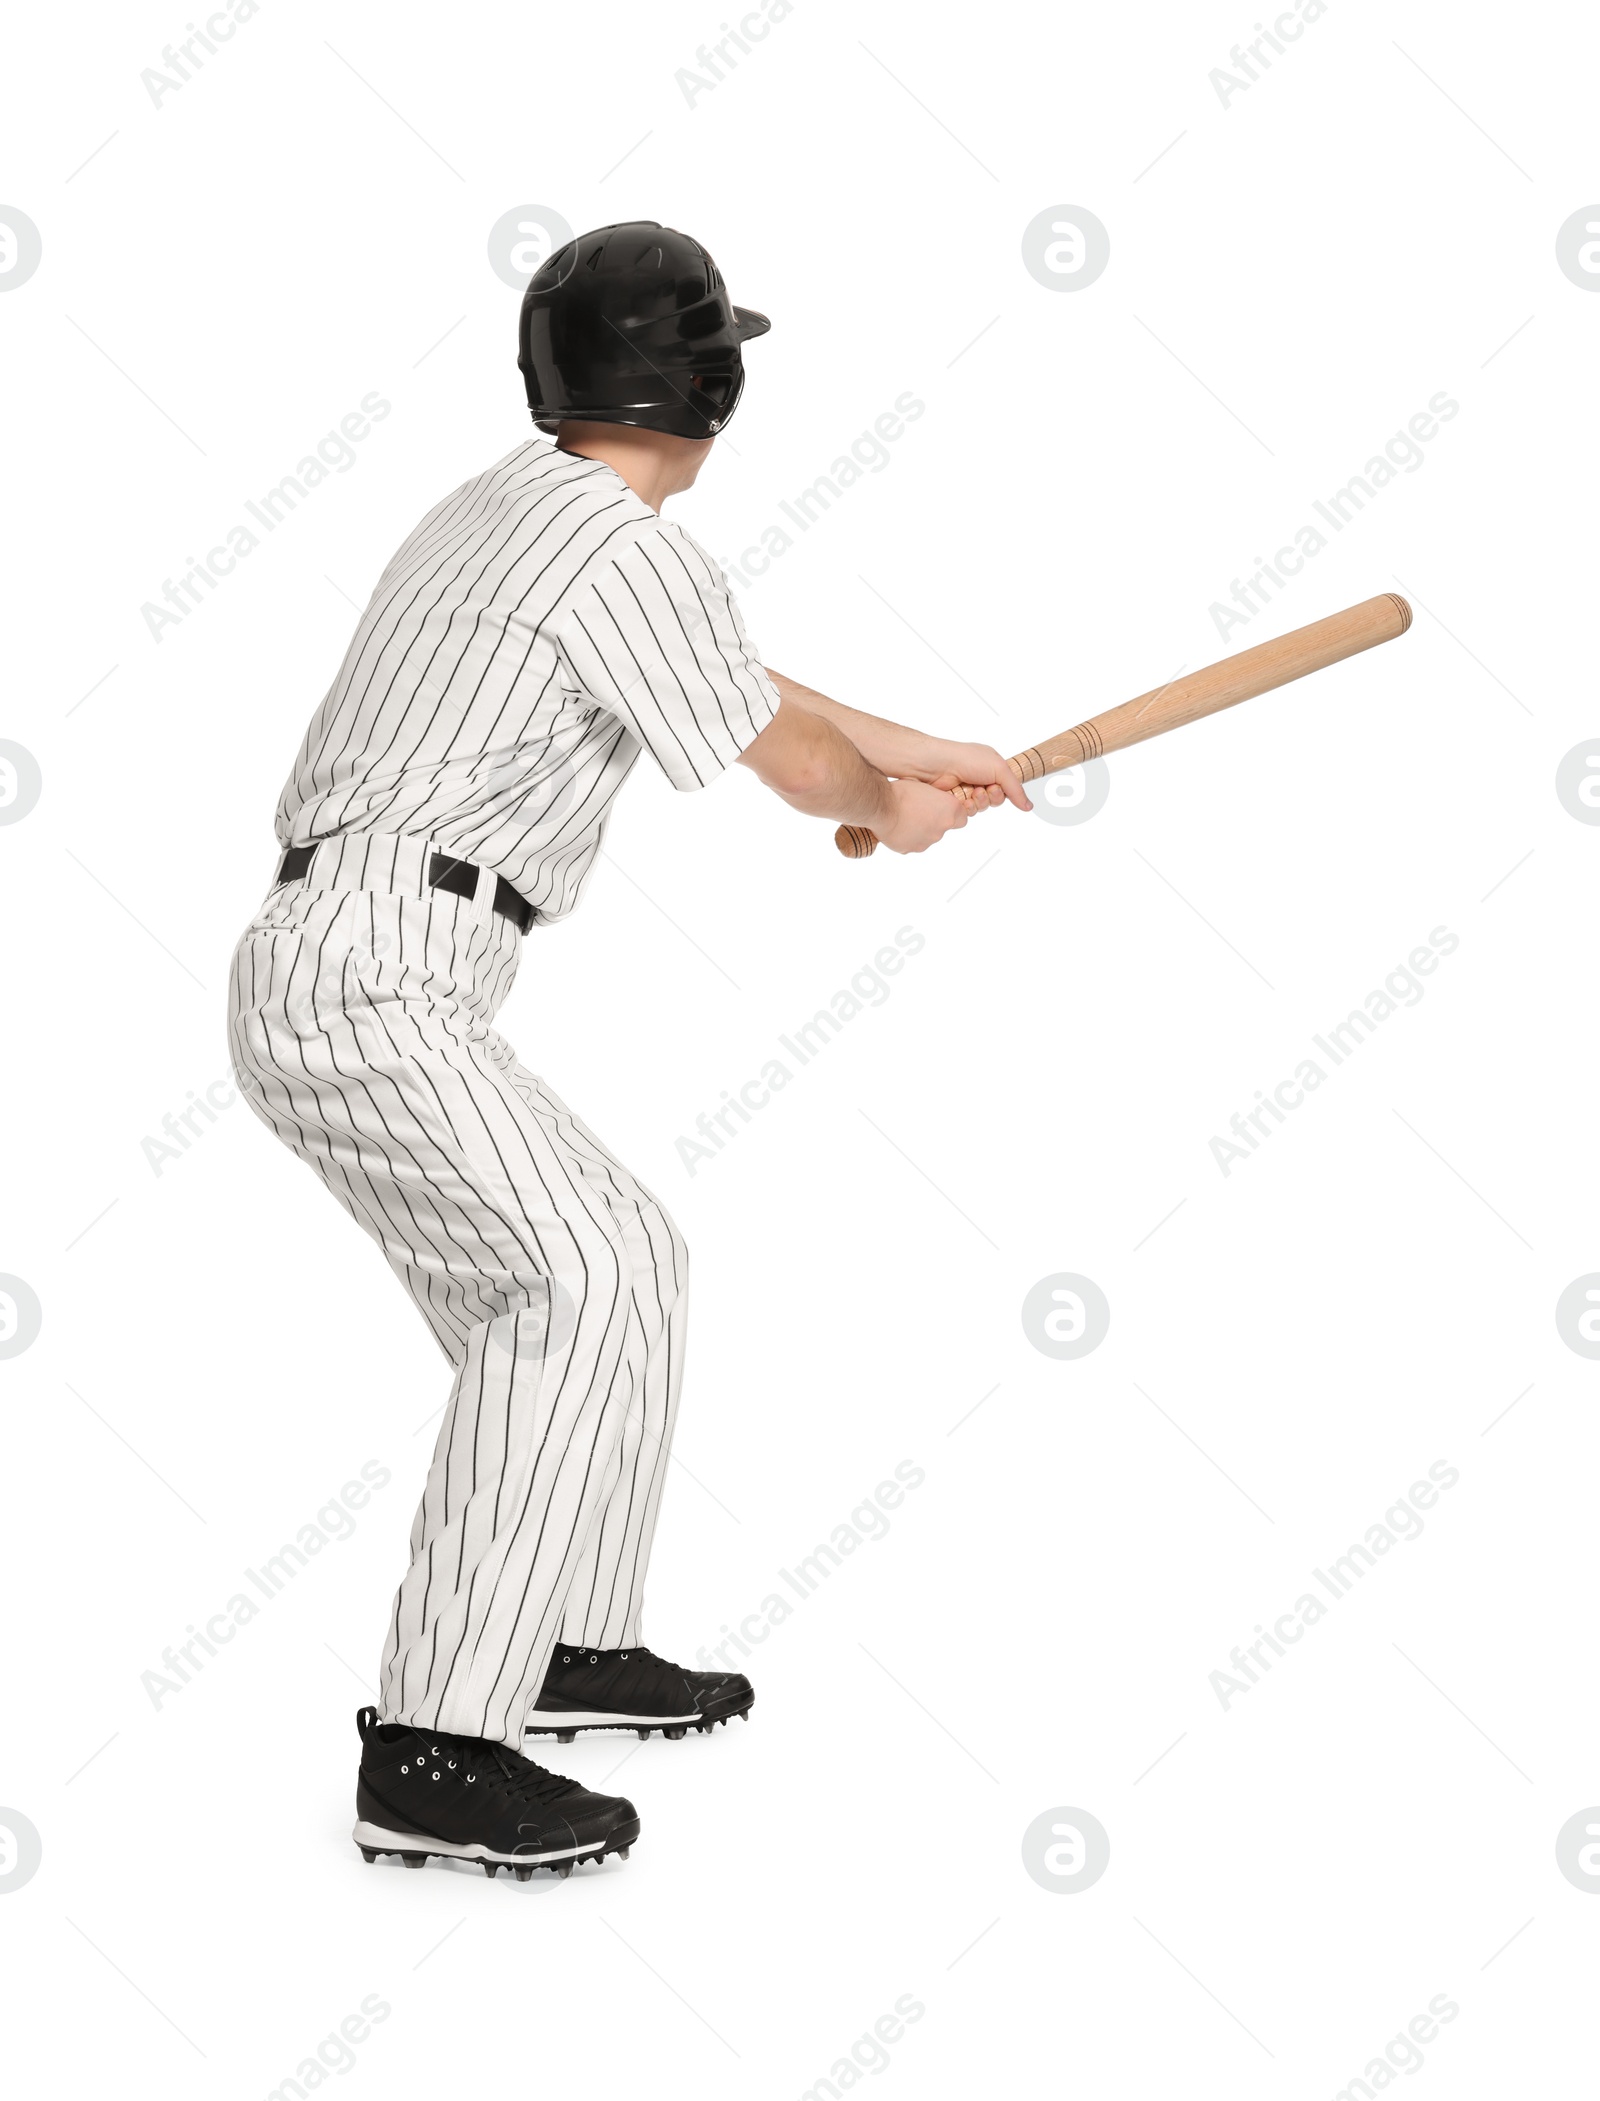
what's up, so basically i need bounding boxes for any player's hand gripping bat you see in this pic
[833,592,1412,858]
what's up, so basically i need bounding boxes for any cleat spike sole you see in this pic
[525,1698,754,1741]
[355,1830,636,1877]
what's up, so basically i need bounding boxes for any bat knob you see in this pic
[835,825,878,859]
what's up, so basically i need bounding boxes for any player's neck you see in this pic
[555,422,710,512]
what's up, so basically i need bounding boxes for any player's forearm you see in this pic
[740,695,895,828]
[766,670,940,779]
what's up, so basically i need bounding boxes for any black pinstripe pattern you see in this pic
[228,836,688,1746]
[276,440,778,923]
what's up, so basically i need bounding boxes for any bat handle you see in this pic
[835,824,880,858]
[834,747,1050,856]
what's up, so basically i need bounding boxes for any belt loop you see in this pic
[470,858,497,929]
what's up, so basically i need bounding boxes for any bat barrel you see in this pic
[1026,592,1411,779]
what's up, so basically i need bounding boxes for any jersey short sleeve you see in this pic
[556,520,779,790]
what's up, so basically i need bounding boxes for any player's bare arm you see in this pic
[764,669,1034,816]
[737,697,980,855]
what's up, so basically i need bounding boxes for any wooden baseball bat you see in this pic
[833,592,1412,859]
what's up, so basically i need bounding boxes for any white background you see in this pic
[3,0,1597,2093]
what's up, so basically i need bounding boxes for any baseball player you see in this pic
[227,220,1030,1881]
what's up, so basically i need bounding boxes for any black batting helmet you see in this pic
[517,221,770,440]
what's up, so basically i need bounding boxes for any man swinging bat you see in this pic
[226,220,1031,1882]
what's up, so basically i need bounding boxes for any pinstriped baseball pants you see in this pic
[226,833,688,1748]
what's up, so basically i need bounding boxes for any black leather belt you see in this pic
[274,843,534,933]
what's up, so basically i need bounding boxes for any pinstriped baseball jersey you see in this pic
[275,439,778,922]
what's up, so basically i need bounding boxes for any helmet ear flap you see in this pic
[516,279,545,420]
[681,365,743,436]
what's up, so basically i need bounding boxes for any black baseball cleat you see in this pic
[527,1644,755,1742]
[352,1707,639,1878]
